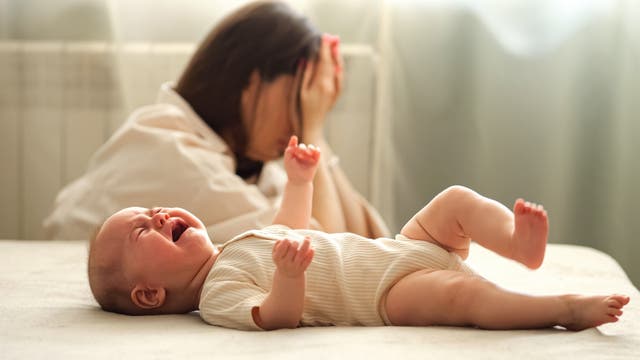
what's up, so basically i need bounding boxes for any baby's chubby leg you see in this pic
[400,185,547,269]
[384,269,629,330]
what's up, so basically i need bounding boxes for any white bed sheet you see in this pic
[1,240,638,359]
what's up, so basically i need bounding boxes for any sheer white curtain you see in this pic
[2,0,639,285]
[376,0,640,287]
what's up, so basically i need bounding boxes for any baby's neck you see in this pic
[192,251,219,310]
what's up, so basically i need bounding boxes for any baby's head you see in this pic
[88,207,217,315]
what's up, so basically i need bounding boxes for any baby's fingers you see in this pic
[294,237,312,264]
[273,239,294,261]
[293,143,321,162]
[284,241,299,261]
[306,144,321,157]
[284,136,299,157]
[288,135,298,148]
[301,248,315,270]
[272,239,285,259]
[307,144,321,162]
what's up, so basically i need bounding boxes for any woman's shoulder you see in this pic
[122,102,229,153]
[128,103,192,130]
[92,102,234,173]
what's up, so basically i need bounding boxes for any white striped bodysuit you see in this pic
[199,224,474,330]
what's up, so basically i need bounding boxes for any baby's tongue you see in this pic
[173,223,188,242]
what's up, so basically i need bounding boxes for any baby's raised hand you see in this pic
[284,135,321,184]
[272,237,315,278]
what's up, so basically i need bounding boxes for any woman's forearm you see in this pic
[256,270,306,330]
[304,134,347,233]
[304,133,371,235]
[326,159,369,235]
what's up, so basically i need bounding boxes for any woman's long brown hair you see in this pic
[175,1,320,178]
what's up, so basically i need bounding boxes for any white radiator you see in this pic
[0,41,379,240]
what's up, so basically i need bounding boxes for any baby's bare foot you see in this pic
[561,294,630,331]
[511,199,548,269]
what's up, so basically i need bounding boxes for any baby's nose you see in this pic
[152,212,170,228]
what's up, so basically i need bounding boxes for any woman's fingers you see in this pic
[303,35,333,93]
[328,34,342,71]
[332,41,343,100]
[298,34,343,132]
[326,35,343,104]
[290,65,304,135]
[317,35,333,76]
[301,56,315,92]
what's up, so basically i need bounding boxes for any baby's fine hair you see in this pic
[87,224,146,315]
[88,223,192,316]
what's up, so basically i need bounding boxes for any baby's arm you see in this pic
[273,135,321,229]
[254,237,314,330]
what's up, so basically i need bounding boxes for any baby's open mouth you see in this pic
[171,220,189,243]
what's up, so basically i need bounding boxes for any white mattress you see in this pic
[1,240,638,359]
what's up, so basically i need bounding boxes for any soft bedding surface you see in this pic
[0,240,638,359]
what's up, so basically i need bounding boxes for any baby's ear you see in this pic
[130,284,166,309]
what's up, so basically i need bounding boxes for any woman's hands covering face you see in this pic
[299,33,344,143]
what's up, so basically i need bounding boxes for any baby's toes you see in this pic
[513,199,526,214]
[528,202,542,214]
[617,294,631,305]
[607,298,623,309]
[524,202,533,213]
[608,307,623,317]
[609,294,630,307]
